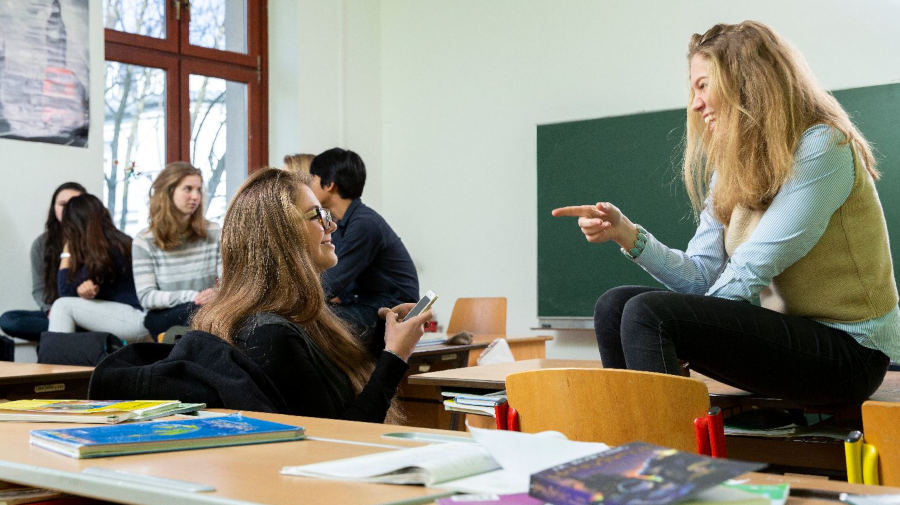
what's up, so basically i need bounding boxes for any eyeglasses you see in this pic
[303,206,335,230]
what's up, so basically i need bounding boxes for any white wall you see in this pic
[267,0,384,210]
[370,0,900,357]
[0,0,104,316]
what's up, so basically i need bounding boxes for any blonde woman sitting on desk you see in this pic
[554,21,898,406]
[191,169,431,422]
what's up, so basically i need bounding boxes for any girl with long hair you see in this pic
[0,182,85,340]
[133,162,220,336]
[48,194,147,342]
[553,21,897,405]
[191,169,430,422]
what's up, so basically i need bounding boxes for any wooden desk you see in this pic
[407,358,602,390]
[0,411,898,505]
[398,341,489,430]
[693,370,900,477]
[399,338,554,430]
[467,335,554,366]
[0,411,460,505]
[0,362,94,400]
[410,360,900,478]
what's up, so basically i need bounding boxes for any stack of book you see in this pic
[29,413,306,459]
[441,391,508,417]
[0,399,204,424]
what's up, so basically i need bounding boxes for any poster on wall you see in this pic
[0,0,89,147]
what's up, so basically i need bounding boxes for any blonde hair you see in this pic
[683,21,877,223]
[283,153,315,174]
[148,161,208,250]
[191,168,402,422]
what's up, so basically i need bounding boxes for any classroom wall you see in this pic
[0,0,104,317]
[267,0,384,210]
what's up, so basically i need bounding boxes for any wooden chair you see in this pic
[446,297,507,336]
[861,400,900,485]
[505,368,710,453]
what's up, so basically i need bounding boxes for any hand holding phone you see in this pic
[403,290,438,322]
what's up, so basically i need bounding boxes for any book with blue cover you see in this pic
[529,441,764,505]
[30,413,305,458]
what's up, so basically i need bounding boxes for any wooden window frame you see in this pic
[104,0,268,174]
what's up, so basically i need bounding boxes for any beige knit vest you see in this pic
[724,152,898,323]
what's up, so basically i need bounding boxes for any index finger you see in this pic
[551,205,602,218]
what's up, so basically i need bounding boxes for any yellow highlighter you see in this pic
[845,430,863,484]
[862,442,879,485]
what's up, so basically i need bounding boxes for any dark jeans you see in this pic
[0,309,49,341]
[330,302,385,357]
[143,302,199,336]
[594,285,890,406]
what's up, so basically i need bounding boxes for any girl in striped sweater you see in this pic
[133,162,221,336]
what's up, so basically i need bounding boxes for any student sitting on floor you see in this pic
[0,182,85,341]
[48,194,147,342]
[132,162,220,336]
[189,169,431,422]
[309,148,420,356]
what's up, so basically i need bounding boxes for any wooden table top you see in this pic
[407,358,604,389]
[0,409,897,505]
[0,362,94,383]
[0,410,464,505]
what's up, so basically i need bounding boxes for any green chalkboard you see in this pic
[537,82,900,321]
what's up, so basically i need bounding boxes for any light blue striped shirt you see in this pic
[631,124,900,361]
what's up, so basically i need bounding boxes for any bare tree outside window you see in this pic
[103,0,248,235]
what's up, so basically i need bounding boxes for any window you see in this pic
[102,0,267,234]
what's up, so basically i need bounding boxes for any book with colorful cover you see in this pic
[30,413,305,458]
[0,399,205,424]
[529,442,764,505]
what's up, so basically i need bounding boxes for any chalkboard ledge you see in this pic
[535,317,593,330]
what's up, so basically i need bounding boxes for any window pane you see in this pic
[103,0,165,39]
[103,62,166,235]
[189,74,247,223]
[189,0,247,53]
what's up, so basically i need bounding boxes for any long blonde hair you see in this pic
[191,168,402,422]
[148,161,208,250]
[683,21,877,223]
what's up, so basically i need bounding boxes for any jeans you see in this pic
[144,302,199,336]
[594,285,890,406]
[48,297,148,343]
[0,309,49,341]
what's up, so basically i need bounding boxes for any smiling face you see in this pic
[172,174,203,218]
[54,188,83,222]
[298,184,337,270]
[690,54,720,133]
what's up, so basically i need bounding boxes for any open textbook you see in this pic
[282,427,610,494]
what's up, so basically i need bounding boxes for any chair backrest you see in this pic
[446,297,507,336]
[862,400,900,485]
[506,368,710,452]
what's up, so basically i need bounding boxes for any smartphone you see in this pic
[403,290,438,322]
